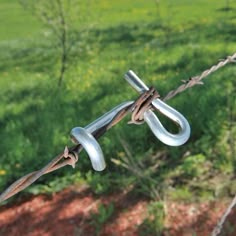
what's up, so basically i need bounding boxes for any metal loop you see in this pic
[71,102,133,171]
[71,127,106,171]
[124,70,191,146]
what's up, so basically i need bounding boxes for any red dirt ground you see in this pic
[0,186,234,236]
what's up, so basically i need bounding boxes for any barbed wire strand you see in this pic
[0,53,236,236]
[0,148,79,202]
[163,52,236,101]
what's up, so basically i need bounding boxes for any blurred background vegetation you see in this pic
[0,0,236,232]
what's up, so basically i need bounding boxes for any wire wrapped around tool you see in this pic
[0,89,159,203]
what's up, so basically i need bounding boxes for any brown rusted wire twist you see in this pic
[129,87,160,124]
[0,53,235,205]
[0,147,79,202]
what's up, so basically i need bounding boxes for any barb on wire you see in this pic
[163,52,236,101]
[0,146,79,202]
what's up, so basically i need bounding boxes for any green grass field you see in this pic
[0,0,236,204]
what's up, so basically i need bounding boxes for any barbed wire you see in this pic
[0,147,79,202]
[163,52,236,101]
[0,53,236,236]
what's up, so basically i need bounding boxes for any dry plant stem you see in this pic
[211,195,236,236]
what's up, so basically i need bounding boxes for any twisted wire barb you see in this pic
[0,147,79,202]
[163,52,236,101]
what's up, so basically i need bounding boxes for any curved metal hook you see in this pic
[124,70,191,146]
[71,127,106,171]
[144,100,190,146]
[71,101,133,171]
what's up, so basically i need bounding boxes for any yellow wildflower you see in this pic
[0,170,6,176]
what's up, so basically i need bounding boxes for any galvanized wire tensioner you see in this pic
[1,54,234,206]
[71,70,191,171]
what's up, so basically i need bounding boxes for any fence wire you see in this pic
[163,52,236,101]
[0,53,236,236]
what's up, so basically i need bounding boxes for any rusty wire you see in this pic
[0,53,235,205]
[163,52,236,101]
[0,148,79,202]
